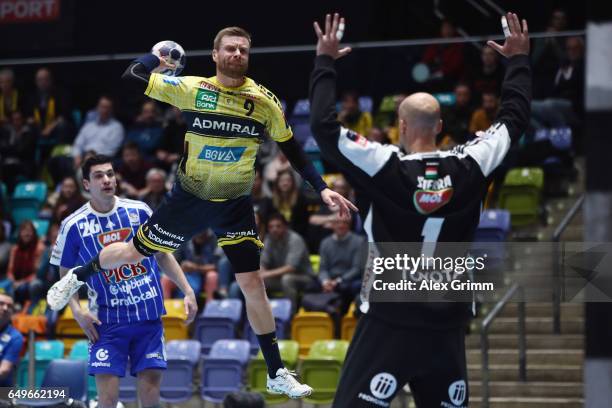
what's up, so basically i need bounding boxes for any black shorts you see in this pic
[332,315,468,408]
[133,181,263,273]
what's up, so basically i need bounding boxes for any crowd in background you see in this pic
[0,9,584,318]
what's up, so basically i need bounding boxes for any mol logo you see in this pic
[97,228,132,247]
[198,145,246,163]
[413,187,454,215]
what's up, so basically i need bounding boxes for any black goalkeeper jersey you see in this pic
[309,54,531,329]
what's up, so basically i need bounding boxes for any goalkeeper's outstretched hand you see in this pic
[488,12,530,58]
[314,13,352,60]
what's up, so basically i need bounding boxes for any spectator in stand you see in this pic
[532,9,568,98]
[139,168,168,210]
[72,96,124,168]
[308,174,358,251]
[251,170,266,214]
[0,293,24,387]
[441,82,475,145]
[126,100,163,159]
[27,68,73,150]
[263,151,301,195]
[0,69,21,125]
[531,36,585,128]
[257,213,315,312]
[0,110,38,191]
[6,221,45,305]
[161,230,218,303]
[116,142,153,198]
[338,91,372,136]
[471,45,505,99]
[469,90,499,133]
[260,169,310,238]
[318,213,366,314]
[421,20,466,91]
[156,106,185,172]
[383,94,407,145]
[0,226,12,295]
[46,176,87,223]
[36,222,60,295]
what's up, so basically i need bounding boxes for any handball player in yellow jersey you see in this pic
[49,26,356,398]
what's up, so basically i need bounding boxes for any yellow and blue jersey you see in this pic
[145,73,292,200]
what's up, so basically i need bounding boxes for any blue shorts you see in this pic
[88,319,167,377]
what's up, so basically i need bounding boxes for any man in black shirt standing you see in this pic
[310,13,531,407]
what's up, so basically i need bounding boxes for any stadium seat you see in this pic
[194,299,242,354]
[17,340,65,387]
[10,198,41,229]
[12,181,48,204]
[203,299,242,322]
[200,340,251,403]
[291,309,334,357]
[433,92,456,106]
[359,96,374,113]
[67,339,97,399]
[340,302,357,340]
[0,182,8,212]
[373,94,398,128]
[31,219,50,238]
[68,340,89,360]
[534,127,573,151]
[472,209,512,268]
[474,209,511,242]
[243,298,292,354]
[55,300,88,351]
[162,299,188,341]
[160,359,195,403]
[247,340,299,404]
[291,99,310,118]
[498,167,544,227]
[299,340,349,404]
[289,99,315,146]
[14,359,88,407]
[166,339,201,365]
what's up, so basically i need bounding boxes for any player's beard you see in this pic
[219,59,248,79]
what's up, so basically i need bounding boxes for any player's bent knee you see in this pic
[235,271,265,296]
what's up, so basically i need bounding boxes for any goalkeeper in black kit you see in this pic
[310,13,531,408]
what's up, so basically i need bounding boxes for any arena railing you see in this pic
[551,194,585,334]
[480,283,526,408]
[0,30,585,66]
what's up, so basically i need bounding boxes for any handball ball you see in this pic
[151,40,186,76]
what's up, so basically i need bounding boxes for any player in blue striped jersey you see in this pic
[50,154,197,408]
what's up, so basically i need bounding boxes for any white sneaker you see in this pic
[267,367,313,399]
[47,268,85,311]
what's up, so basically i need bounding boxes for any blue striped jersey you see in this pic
[50,197,165,324]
